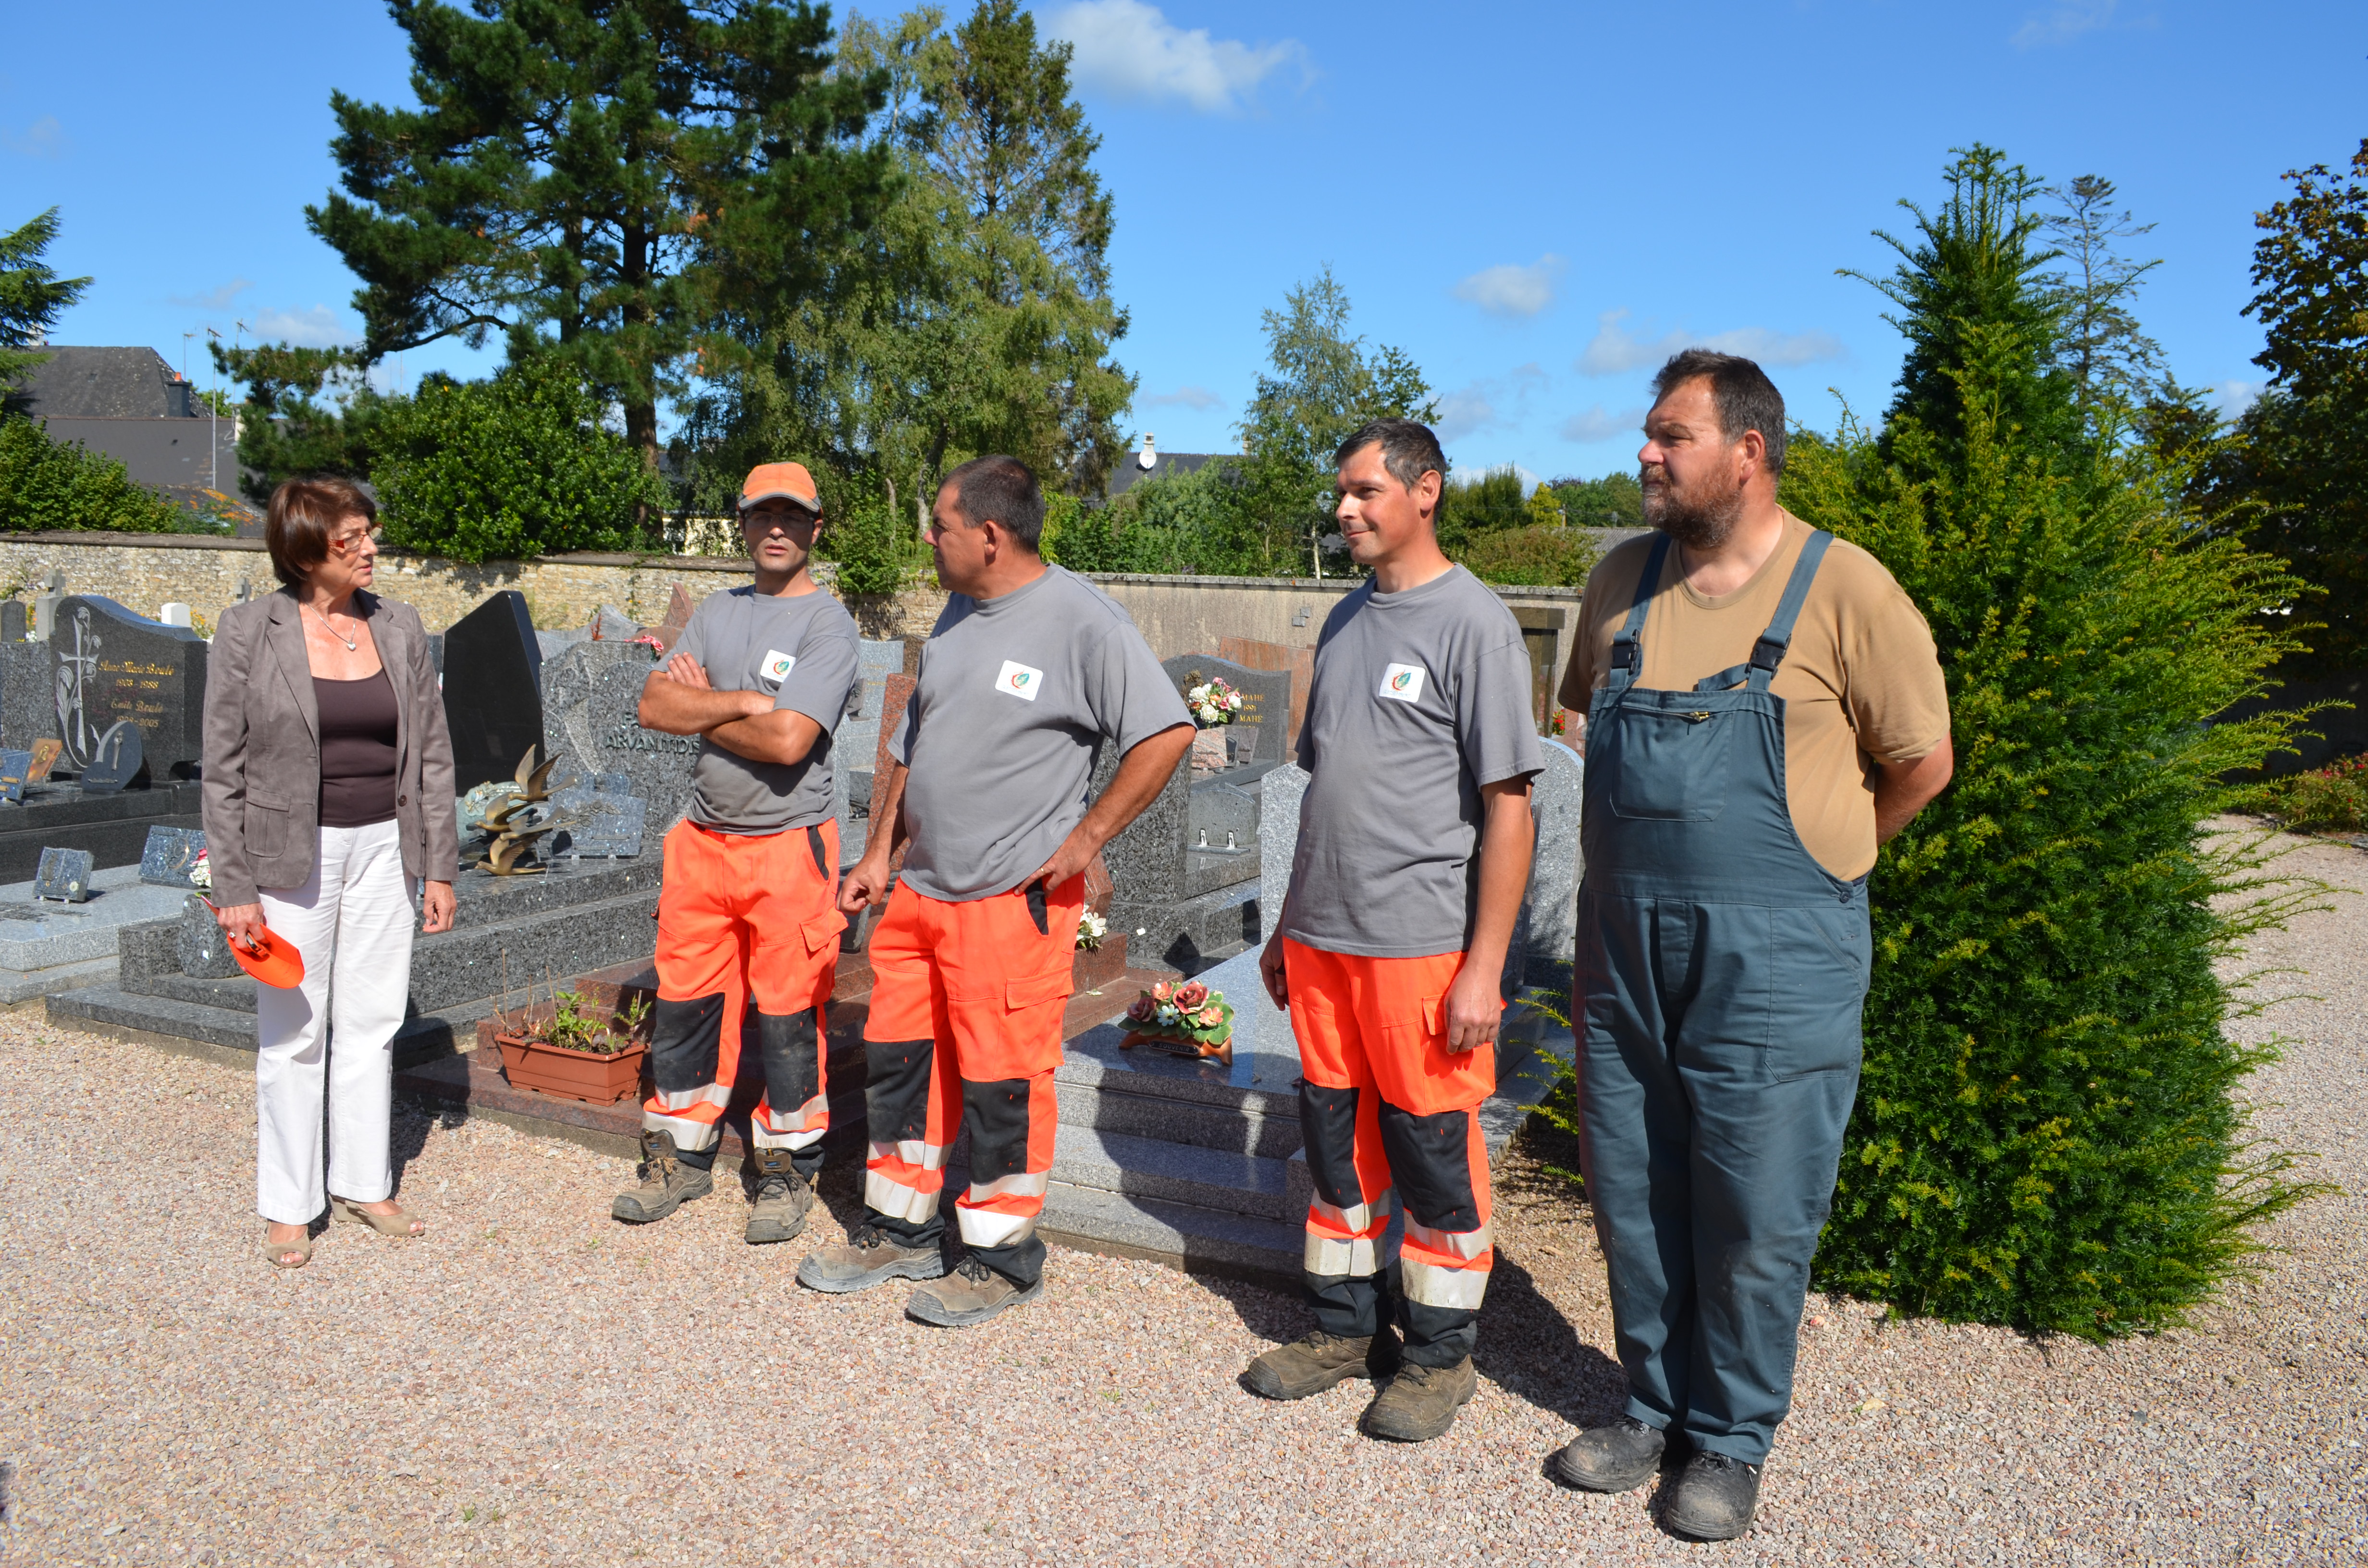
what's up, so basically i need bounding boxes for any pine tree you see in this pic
[0,208,90,408]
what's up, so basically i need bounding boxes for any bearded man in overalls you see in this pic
[1548,350,1954,1540]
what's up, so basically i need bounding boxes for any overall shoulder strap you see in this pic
[1605,533,1670,692]
[1692,529,1836,693]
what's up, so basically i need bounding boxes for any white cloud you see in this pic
[2012,0,2117,48]
[3,115,66,158]
[1143,384,1222,411]
[1511,464,1543,498]
[1577,308,1844,376]
[169,278,254,312]
[1434,363,1548,443]
[2214,378,2266,420]
[1453,255,1566,319]
[1044,0,1304,114]
[1559,404,1646,444]
[252,306,360,349]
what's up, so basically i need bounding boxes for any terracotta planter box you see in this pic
[495,1033,648,1105]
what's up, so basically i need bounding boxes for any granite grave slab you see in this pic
[540,638,698,835]
[49,596,208,780]
[440,590,546,792]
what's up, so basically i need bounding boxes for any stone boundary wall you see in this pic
[0,532,1579,701]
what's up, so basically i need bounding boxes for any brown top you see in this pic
[314,670,400,829]
[1558,511,1951,879]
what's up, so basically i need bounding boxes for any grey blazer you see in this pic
[200,588,460,907]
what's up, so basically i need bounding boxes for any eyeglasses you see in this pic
[327,527,381,555]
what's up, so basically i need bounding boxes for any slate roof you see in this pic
[1105,450,1237,500]
[12,346,198,418]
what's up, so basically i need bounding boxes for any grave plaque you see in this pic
[0,748,28,804]
[1161,654,1291,770]
[80,720,145,793]
[440,591,545,792]
[140,824,209,888]
[539,639,700,834]
[49,596,208,779]
[25,738,60,782]
[35,846,93,902]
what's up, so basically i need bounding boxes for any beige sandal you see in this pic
[330,1196,425,1237]
[262,1226,314,1269]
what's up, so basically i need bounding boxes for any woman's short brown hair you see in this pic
[265,476,377,588]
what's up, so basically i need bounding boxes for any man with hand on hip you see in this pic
[805,454,1193,1326]
[1547,351,1951,1540]
[612,462,860,1246]
[1245,418,1542,1443]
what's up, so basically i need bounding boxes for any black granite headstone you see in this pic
[1159,653,1291,769]
[35,846,92,902]
[440,590,546,793]
[140,824,209,888]
[80,720,145,793]
[49,596,208,780]
[0,748,27,804]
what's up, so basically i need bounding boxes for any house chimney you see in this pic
[1136,433,1157,471]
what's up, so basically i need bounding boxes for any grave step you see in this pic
[1048,1123,1295,1221]
[1036,1180,1301,1286]
[45,984,477,1066]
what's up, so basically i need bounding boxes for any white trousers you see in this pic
[255,818,419,1224]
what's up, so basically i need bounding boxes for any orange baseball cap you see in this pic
[739,462,821,513]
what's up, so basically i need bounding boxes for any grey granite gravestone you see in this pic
[1189,779,1257,854]
[1097,747,1192,967]
[1523,740,1583,980]
[177,895,242,979]
[36,846,93,902]
[587,604,640,642]
[440,591,545,792]
[0,640,56,751]
[1159,654,1291,770]
[538,639,700,835]
[548,779,646,858]
[80,721,144,793]
[49,597,208,780]
[1,602,25,642]
[139,825,208,888]
[0,749,28,804]
[1234,762,1306,1058]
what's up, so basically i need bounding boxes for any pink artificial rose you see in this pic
[1125,995,1156,1023]
[1151,980,1174,1003]
[1197,1007,1224,1028]
[1174,981,1209,1011]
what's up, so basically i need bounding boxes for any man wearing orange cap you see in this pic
[611,462,862,1245]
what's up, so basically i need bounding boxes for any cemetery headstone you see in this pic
[586,604,639,641]
[25,738,60,783]
[0,748,29,804]
[0,602,24,642]
[440,591,545,792]
[0,641,54,752]
[1524,740,1583,977]
[1219,636,1316,752]
[1098,747,1192,966]
[650,583,699,653]
[139,824,209,888]
[1242,762,1307,1056]
[159,603,192,628]
[1160,654,1291,771]
[35,846,93,902]
[538,639,699,834]
[548,778,647,858]
[80,721,145,793]
[31,571,65,643]
[49,596,209,778]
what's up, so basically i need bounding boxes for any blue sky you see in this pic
[4,0,2361,486]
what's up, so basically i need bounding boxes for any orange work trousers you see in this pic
[860,874,1083,1286]
[1284,938,1497,1366]
[643,818,844,1172]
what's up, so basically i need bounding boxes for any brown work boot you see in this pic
[905,1257,1044,1327]
[1662,1451,1763,1541]
[1361,1356,1478,1442]
[610,1129,714,1224]
[796,1223,946,1294]
[743,1146,815,1244]
[1243,1329,1402,1400]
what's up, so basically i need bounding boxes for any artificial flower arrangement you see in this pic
[1120,977,1234,1065]
[1185,677,1245,728]
[188,848,212,892]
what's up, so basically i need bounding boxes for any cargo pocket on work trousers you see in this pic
[945,968,1074,1081]
[802,911,848,954]
[1764,904,1869,1081]
[1378,992,1495,1112]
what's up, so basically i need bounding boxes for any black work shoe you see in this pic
[1244,1329,1402,1400]
[1549,1416,1668,1493]
[743,1147,815,1244]
[1360,1357,1478,1442]
[1662,1451,1762,1541]
[795,1223,946,1293]
[610,1130,714,1224]
[905,1257,1044,1327]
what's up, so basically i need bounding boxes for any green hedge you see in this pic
[0,416,184,533]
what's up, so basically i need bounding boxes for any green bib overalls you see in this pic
[1576,528,1869,1465]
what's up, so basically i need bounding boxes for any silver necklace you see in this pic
[306,604,358,652]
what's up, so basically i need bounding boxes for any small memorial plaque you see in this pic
[140,825,210,888]
[80,720,144,793]
[0,748,29,804]
[35,846,93,902]
[25,738,61,782]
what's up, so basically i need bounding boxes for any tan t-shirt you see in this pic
[1557,512,1949,879]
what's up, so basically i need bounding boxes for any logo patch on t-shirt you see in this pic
[1378,662,1427,704]
[760,649,796,686]
[994,660,1044,701]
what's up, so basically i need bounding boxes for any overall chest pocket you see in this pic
[1604,701,1733,821]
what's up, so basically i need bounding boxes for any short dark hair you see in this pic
[266,476,377,588]
[1651,349,1787,476]
[1334,418,1447,496]
[942,455,1046,551]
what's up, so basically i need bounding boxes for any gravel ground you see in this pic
[3,830,2364,1567]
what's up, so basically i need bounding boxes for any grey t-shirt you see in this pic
[1283,565,1544,957]
[890,565,1189,903]
[673,585,859,835]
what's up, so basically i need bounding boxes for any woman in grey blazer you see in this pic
[202,476,459,1269]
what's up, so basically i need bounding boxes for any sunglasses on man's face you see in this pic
[742,506,819,530]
